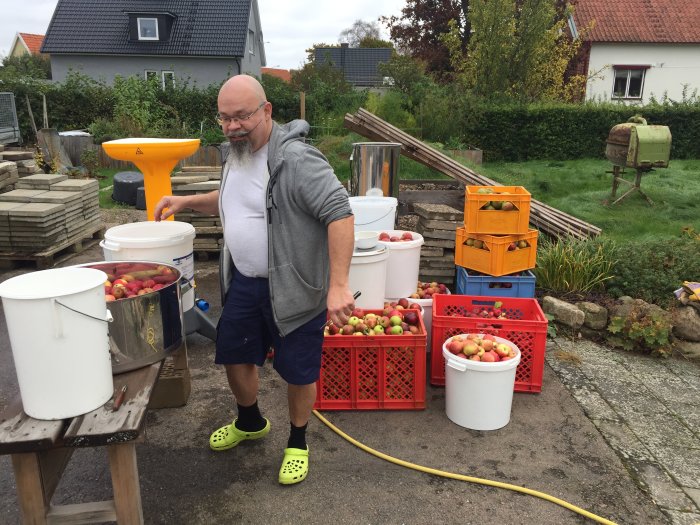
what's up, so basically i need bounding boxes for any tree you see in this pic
[443,0,586,101]
[339,20,382,47]
[305,42,336,63]
[381,0,470,77]
[0,54,51,81]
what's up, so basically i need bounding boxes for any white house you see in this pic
[570,0,700,104]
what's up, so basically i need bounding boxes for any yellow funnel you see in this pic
[102,138,200,221]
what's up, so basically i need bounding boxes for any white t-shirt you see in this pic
[221,144,270,278]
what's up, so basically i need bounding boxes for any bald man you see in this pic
[154,75,355,485]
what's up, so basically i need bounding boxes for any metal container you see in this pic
[349,142,401,198]
[76,261,188,374]
[605,122,639,167]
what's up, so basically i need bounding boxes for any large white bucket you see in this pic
[350,196,397,233]
[378,230,424,300]
[100,221,196,311]
[0,268,114,420]
[349,245,389,309]
[442,335,520,431]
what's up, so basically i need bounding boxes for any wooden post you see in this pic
[300,91,305,121]
[42,95,49,129]
[25,95,38,142]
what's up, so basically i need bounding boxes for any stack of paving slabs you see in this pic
[0,161,19,193]
[30,191,85,239]
[0,201,24,250]
[172,172,222,252]
[16,173,68,191]
[413,203,463,289]
[50,178,101,223]
[0,150,42,176]
[6,202,68,252]
[455,185,538,279]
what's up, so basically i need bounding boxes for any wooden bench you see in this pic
[0,362,161,525]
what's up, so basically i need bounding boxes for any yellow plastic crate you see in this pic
[454,228,538,276]
[465,186,531,235]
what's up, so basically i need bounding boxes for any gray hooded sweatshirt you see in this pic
[218,120,353,336]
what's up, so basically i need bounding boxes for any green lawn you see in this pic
[472,158,699,242]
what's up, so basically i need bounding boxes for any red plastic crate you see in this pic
[315,309,427,410]
[429,295,547,393]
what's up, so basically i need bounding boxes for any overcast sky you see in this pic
[0,0,407,70]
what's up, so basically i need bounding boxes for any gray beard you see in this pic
[227,139,253,169]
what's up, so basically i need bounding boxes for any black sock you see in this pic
[235,401,266,432]
[287,422,308,450]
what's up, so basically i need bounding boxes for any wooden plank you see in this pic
[108,443,144,525]
[0,399,65,455]
[62,363,161,447]
[11,453,49,524]
[46,500,117,525]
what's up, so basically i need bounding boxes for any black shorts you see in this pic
[215,269,326,385]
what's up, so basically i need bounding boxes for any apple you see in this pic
[373,325,385,335]
[379,232,391,241]
[495,343,511,357]
[501,201,515,211]
[398,298,410,308]
[348,316,361,327]
[112,278,128,287]
[351,308,365,318]
[389,325,403,335]
[517,240,528,248]
[390,315,403,326]
[105,294,116,302]
[447,338,464,354]
[508,242,517,251]
[403,310,419,326]
[401,232,414,241]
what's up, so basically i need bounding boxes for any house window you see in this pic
[612,66,648,99]
[138,18,159,40]
[162,71,175,89]
[248,30,255,54]
[145,70,158,81]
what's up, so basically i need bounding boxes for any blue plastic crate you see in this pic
[455,266,536,298]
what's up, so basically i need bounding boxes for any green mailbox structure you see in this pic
[605,116,672,205]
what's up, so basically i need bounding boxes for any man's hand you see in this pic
[153,195,186,222]
[327,284,354,328]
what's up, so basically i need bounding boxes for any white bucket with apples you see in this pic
[442,334,520,431]
[100,221,195,311]
[349,245,389,309]
[378,230,424,300]
[0,267,114,420]
[349,196,397,233]
[403,283,451,350]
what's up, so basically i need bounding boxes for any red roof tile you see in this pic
[19,33,45,55]
[572,0,700,43]
[261,67,291,82]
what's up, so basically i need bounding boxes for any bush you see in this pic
[605,237,700,306]
[533,236,616,296]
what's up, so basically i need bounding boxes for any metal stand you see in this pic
[184,306,218,341]
[609,165,654,206]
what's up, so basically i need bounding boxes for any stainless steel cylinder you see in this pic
[349,142,401,198]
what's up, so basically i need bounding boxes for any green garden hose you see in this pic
[313,410,617,525]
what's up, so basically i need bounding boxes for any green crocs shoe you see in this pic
[209,418,270,451]
[278,446,309,485]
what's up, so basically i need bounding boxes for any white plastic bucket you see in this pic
[0,268,114,420]
[349,245,389,309]
[442,335,520,431]
[378,230,425,300]
[350,196,397,233]
[100,221,196,310]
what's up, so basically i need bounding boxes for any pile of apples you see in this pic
[444,333,518,362]
[475,187,517,211]
[464,238,529,251]
[325,298,423,336]
[451,301,508,319]
[410,280,449,299]
[99,262,178,302]
[379,231,414,242]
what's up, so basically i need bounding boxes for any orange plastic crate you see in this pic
[465,186,531,234]
[315,309,427,410]
[429,295,547,393]
[454,228,538,276]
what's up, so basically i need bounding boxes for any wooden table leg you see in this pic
[107,443,144,525]
[11,453,49,525]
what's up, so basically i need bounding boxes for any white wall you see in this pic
[585,43,700,105]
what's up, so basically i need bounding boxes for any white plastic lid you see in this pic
[352,245,388,258]
[0,268,107,300]
[104,221,195,247]
[349,196,398,207]
[104,138,197,144]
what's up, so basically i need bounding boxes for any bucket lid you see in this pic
[349,196,398,207]
[352,245,388,258]
[104,221,195,247]
[0,267,107,300]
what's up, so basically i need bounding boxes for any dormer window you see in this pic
[138,18,159,40]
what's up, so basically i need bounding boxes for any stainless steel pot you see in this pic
[75,261,190,374]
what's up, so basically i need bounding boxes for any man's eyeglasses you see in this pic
[216,101,266,126]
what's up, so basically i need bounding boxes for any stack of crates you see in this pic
[428,185,545,389]
[454,185,537,293]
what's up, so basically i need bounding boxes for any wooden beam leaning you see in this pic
[344,109,602,240]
